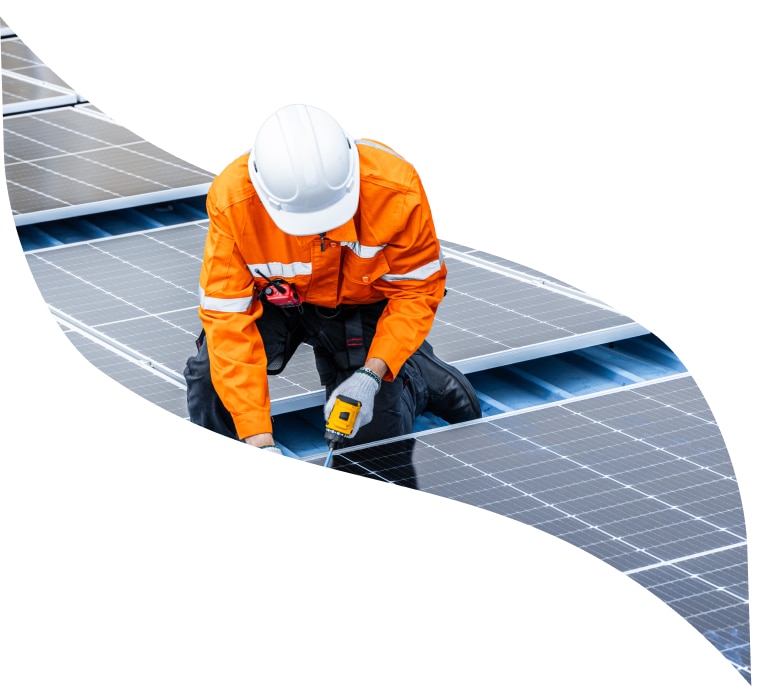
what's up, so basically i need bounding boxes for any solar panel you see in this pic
[2,72,78,115]
[24,224,646,419]
[2,35,74,89]
[4,107,213,225]
[441,238,581,291]
[23,222,323,416]
[306,374,750,682]
[437,244,644,372]
[61,324,189,419]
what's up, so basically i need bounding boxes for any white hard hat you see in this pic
[248,104,360,236]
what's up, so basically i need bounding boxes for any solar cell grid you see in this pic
[1,36,73,89]
[440,239,581,291]
[7,110,130,150]
[24,223,329,414]
[435,249,644,367]
[61,325,187,411]
[43,153,169,197]
[2,72,77,114]
[3,127,66,161]
[307,374,749,681]
[5,108,213,224]
[105,316,197,370]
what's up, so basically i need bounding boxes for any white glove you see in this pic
[258,445,283,456]
[324,368,382,439]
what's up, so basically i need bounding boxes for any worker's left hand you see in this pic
[324,368,381,438]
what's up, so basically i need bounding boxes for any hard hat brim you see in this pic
[248,145,360,236]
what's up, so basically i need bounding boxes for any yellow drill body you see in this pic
[324,395,362,466]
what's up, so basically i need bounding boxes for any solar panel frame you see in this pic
[2,71,78,114]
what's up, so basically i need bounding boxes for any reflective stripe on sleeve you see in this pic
[341,241,386,258]
[355,139,406,161]
[247,261,312,279]
[381,253,445,282]
[198,285,253,312]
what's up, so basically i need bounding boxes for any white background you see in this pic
[0,2,762,691]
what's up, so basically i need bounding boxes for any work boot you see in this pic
[405,341,482,424]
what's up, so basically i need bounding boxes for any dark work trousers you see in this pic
[184,299,427,450]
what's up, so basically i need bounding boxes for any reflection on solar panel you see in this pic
[306,374,750,682]
[4,107,213,225]
[24,225,647,418]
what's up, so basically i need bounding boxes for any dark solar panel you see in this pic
[305,375,749,682]
[4,107,213,224]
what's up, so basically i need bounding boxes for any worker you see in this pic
[184,104,481,455]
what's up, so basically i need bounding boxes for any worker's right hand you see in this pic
[324,368,381,438]
[243,433,283,455]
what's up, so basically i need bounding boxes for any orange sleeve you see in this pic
[198,191,273,439]
[367,169,447,378]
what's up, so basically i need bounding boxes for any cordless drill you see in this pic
[324,395,362,467]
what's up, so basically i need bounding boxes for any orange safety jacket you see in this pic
[198,139,447,439]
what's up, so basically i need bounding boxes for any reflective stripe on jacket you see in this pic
[198,139,447,439]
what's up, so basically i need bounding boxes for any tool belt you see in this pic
[194,298,387,380]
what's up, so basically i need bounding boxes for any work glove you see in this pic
[258,445,283,456]
[324,368,382,439]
